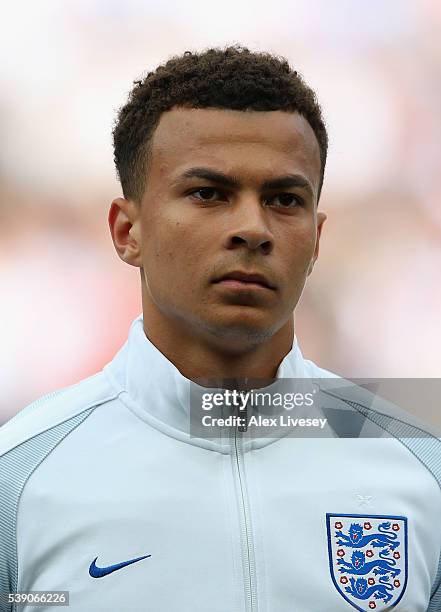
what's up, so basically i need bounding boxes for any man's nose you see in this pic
[224,197,274,255]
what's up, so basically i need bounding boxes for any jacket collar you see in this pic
[104,314,313,449]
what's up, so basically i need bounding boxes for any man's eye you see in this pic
[189,188,301,208]
[189,187,222,202]
[268,193,301,208]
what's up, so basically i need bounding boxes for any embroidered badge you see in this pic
[326,514,408,611]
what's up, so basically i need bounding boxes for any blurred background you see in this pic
[1,0,440,424]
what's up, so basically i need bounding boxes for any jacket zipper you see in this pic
[233,406,257,612]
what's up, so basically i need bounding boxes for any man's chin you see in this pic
[199,313,280,352]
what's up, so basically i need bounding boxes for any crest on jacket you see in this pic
[326,513,408,611]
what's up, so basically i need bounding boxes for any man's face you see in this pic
[132,107,325,348]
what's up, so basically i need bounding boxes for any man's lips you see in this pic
[213,271,276,290]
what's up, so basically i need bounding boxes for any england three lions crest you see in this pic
[326,514,408,611]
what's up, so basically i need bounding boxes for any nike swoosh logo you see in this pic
[89,554,151,578]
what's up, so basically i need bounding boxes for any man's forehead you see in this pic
[151,107,319,155]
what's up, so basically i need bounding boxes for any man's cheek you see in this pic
[151,235,177,263]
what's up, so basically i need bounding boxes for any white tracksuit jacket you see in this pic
[1,314,440,612]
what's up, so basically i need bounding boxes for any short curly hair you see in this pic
[113,45,328,204]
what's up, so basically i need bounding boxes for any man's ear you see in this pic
[307,211,327,276]
[108,197,142,268]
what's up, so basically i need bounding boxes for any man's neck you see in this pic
[141,298,294,383]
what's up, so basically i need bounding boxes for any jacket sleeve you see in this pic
[428,563,441,611]
[0,464,14,612]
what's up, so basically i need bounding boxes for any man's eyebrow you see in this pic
[173,167,314,198]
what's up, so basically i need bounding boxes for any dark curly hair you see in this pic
[113,45,328,203]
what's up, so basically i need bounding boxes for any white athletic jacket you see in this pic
[1,314,440,611]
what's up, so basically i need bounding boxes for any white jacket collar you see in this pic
[104,314,314,446]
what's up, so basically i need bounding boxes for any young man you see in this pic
[1,46,440,611]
